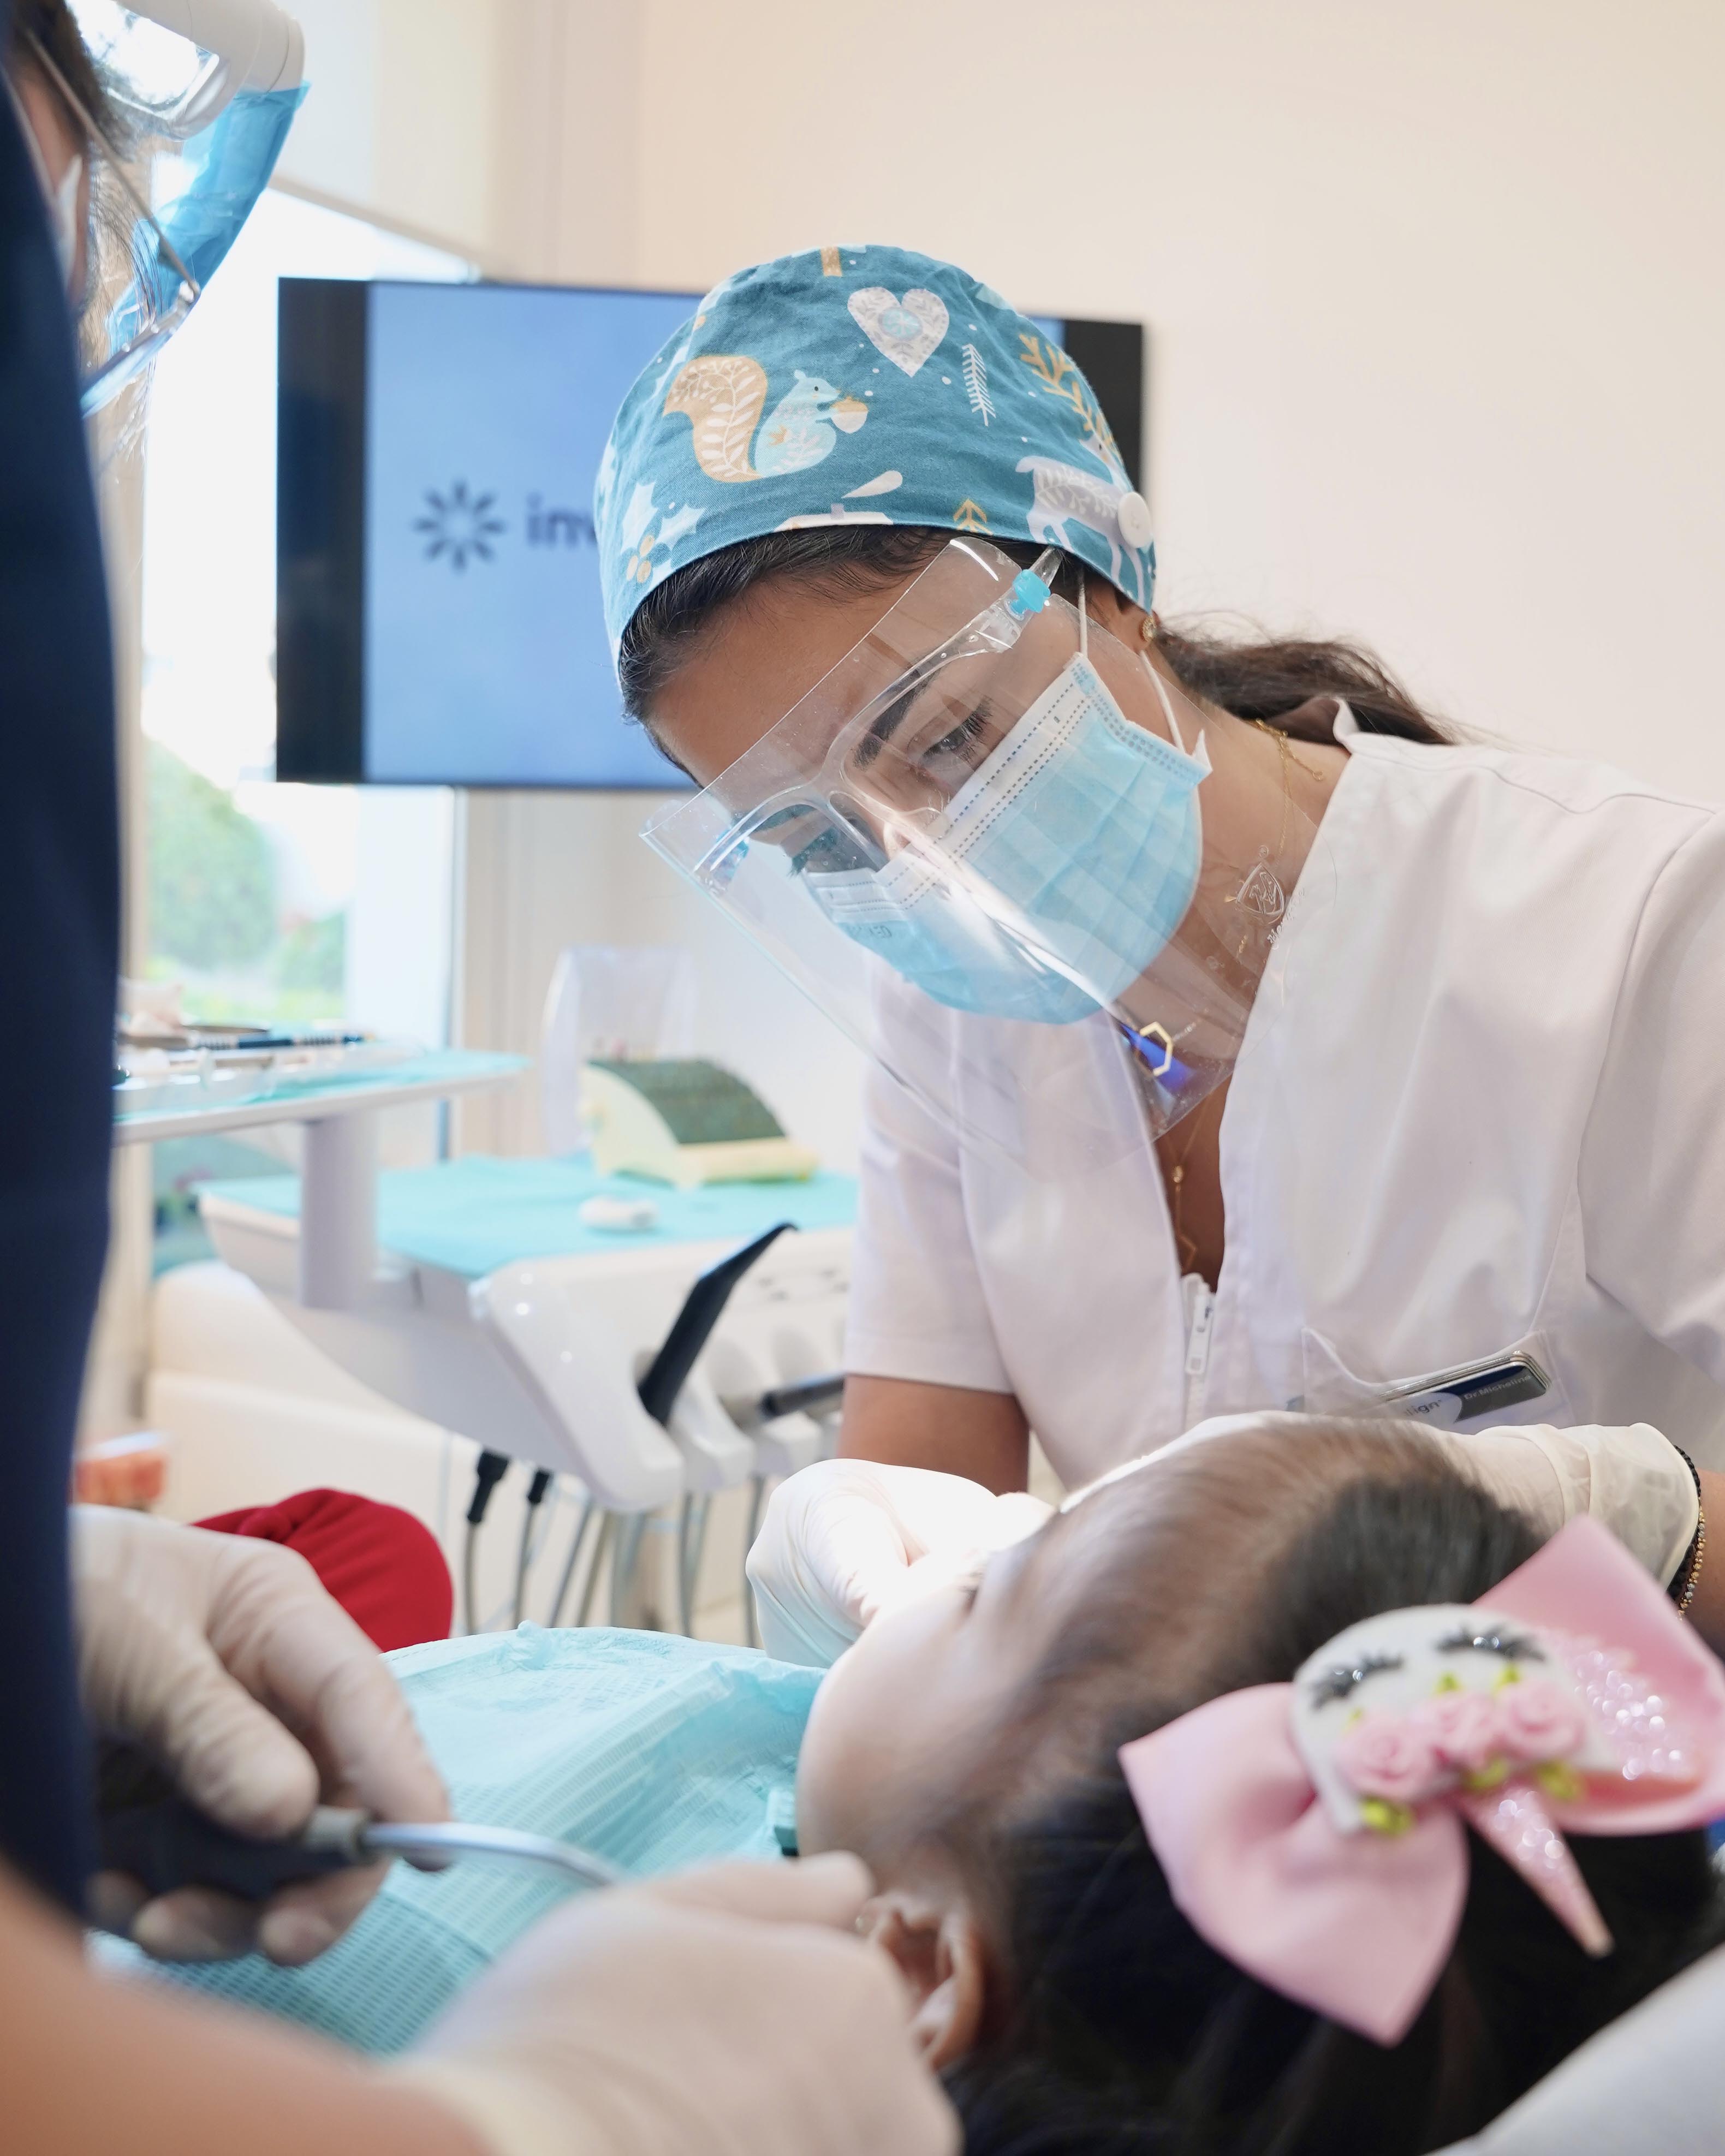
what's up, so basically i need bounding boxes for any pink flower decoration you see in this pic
[1497,1678,1588,1764]
[1333,1714,1448,1805]
[1409,1689,1504,1772]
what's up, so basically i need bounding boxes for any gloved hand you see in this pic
[394,1855,957,2156]
[746,1458,1053,1665]
[1426,1421,1699,1586]
[1162,1413,1699,1588]
[72,1505,449,1965]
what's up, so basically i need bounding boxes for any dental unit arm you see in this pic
[90,0,307,128]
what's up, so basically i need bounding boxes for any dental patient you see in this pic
[796,1421,1725,2155]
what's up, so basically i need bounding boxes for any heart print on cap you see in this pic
[848,286,949,377]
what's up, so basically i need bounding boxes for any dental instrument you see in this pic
[100,1771,621,1902]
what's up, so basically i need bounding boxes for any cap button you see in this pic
[1116,491,1154,550]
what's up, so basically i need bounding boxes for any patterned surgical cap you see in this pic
[596,243,1153,658]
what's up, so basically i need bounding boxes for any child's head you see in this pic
[796,1419,1725,2153]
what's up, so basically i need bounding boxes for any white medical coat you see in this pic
[844,711,1725,1487]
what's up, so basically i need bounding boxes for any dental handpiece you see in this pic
[319,1811,621,1889]
[97,1768,621,1903]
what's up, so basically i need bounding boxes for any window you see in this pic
[141,186,468,1045]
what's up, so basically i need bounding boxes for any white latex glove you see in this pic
[394,1855,957,2156]
[1135,1412,1699,1587]
[72,1506,449,1965]
[1427,1421,1699,1585]
[746,1458,1054,1666]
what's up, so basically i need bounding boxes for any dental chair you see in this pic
[194,1153,853,1635]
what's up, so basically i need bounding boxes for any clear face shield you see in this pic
[644,538,1327,1177]
[17,2,306,412]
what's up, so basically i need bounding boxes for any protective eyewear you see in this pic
[45,1,306,412]
[643,538,1299,1172]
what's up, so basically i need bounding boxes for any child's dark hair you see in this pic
[940,1438,1725,2155]
[617,525,1450,747]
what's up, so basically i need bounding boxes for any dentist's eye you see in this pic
[917,701,995,779]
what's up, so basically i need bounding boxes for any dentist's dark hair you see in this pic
[617,525,1452,748]
[7,1,123,148]
[8,0,138,386]
[932,1438,1725,2155]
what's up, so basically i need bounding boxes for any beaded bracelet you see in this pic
[1669,1445,1708,1618]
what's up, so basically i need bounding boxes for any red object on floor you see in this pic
[194,1487,453,1651]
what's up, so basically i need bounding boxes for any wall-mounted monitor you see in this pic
[276,278,1146,789]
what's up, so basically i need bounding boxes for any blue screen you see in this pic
[363,283,699,788]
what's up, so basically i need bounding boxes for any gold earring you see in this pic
[1140,611,1162,645]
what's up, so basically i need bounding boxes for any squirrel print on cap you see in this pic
[664,355,867,483]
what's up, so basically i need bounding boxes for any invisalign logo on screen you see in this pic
[412,485,598,571]
[414,480,506,571]
[525,495,597,550]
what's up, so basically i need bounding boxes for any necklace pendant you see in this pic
[1233,856,1286,924]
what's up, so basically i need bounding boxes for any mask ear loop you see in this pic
[1079,557,1198,761]
[1141,645,1189,755]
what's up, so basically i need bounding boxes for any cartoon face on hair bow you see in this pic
[1119,1517,1725,2046]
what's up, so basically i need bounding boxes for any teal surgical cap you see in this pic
[596,244,1155,657]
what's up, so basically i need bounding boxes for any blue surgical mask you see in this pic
[807,630,1209,1025]
[805,853,1103,1023]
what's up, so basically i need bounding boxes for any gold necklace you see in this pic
[1247,714,1326,786]
[1223,720,1325,957]
[1260,722,1294,868]
[1162,1086,1220,1276]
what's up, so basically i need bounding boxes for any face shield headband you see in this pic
[37,2,306,413]
[643,539,1324,1176]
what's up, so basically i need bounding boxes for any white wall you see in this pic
[630,0,1725,795]
[230,1,1725,1172]
[274,0,643,278]
[274,0,503,263]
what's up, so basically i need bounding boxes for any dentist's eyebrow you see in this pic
[850,678,930,770]
[852,672,988,774]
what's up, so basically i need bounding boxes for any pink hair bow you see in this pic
[1119,1516,1725,2047]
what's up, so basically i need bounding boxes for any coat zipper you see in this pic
[1183,1278,1216,1427]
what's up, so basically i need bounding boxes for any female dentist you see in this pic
[597,244,1725,1649]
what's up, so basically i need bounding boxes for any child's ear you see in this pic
[862,1891,989,2069]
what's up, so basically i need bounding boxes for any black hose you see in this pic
[513,1468,554,1627]
[757,1371,846,1423]
[462,1450,511,1635]
[637,1223,794,1427]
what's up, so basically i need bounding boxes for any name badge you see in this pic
[1383,1355,1550,1427]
